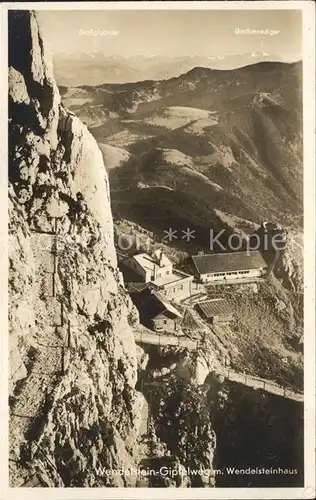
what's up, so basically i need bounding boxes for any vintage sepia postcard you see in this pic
[0,1,315,499]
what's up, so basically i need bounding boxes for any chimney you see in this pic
[159,251,163,267]
[154,249,163,266]
[153,264,158,280]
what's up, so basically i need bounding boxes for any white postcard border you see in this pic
[0,2,315,500]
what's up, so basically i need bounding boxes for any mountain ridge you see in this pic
[53,52,300,86]
[61,60,302,228]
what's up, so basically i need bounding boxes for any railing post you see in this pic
[61,347,64,374]
[53,218,58,297]
[60,302,64,327]
[68,320,71,348]
[54,217,58,264]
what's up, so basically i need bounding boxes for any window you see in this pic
[180,284,184,290]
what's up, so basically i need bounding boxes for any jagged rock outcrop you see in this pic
[9,11,140,487]
[273,229,303,293]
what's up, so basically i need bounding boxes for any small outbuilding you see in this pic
[134,288,183,333]
[195,298,233,325]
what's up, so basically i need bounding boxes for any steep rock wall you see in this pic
[207,376,304,487]
[9,11,140,487]
[273,229,303,293]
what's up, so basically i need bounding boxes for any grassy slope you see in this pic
[69,63,302,226]
[111,186,249,254]
[207,277,303,390]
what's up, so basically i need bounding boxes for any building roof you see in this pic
[153,249,172,267]
[196,298,232,318]
[191,251,267,275]
[125,282,151,294]
[155,292,183,318]
[152,269,193,288]
[133,252,172,272]
[137,289,182,320]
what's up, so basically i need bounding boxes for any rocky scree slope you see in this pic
[8,11,141,487]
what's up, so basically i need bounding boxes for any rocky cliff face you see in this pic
[207,377,304,487]
[273,229,303,293]
[9,11,141,487]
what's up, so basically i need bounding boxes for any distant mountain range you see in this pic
[59,61,303,233]
[53,52,299,86]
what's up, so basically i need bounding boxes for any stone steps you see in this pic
[10,325,67,460]
[183,292,208,306]
[30,232,56,274]
[10,371,56,460]
[188,308,208,331]
[36,296,64,327]
[10,228,71,477]
[34,325,68,349]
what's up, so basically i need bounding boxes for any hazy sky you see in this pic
[37,9,302,59]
